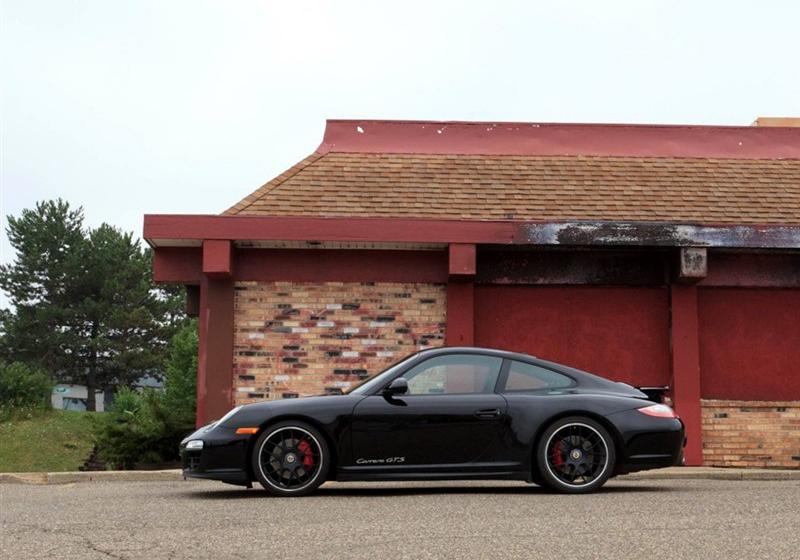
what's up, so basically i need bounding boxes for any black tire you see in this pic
[251,420,330,497]
[536,416,615,494]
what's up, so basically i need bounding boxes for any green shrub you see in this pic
[94,387,178,468]
[0,362,53,419]
[94,321,198,468]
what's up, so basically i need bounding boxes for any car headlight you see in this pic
[185,440,203,450]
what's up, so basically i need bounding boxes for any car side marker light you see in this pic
[236,427,260,435]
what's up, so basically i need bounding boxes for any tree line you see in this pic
[0,200,187,410]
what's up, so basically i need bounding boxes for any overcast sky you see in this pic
[2,0,799,305]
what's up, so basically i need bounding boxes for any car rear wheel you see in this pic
[251,421,330,497]
[536,416,615,494]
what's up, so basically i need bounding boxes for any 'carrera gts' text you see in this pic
[355,457,406,465]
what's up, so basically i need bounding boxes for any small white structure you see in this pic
[51,385,106,412]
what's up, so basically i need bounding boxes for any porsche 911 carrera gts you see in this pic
[180,347,685,495]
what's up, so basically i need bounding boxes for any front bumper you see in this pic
[180,425,253,486]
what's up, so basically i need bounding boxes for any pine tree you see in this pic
[0,200,86,374]
[0,200,185,410]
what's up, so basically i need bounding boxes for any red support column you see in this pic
[196,241,235,427]
[670,284,704,465]
[446,244,476,346]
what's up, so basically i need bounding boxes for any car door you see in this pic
[349,353,508,471]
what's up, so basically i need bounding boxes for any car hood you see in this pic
[221,393,365,429]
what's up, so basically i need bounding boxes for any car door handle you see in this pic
[474,408,501,419]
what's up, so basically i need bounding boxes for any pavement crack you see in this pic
[5,520,128,560]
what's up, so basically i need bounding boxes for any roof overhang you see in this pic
[144,215,800,250]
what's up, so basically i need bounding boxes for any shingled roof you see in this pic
[224,120,800,226]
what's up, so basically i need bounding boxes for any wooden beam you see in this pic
[152,247,202,284]
[185,285,200,317]
[448,243,476,277]
[202,240,232,278]
[676,247,707,283]
[144,215,800,250]
[236,249,447,283]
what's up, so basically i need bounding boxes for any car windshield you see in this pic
[345,352,422,395]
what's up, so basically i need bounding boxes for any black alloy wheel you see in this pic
[536,416,615,493]
[251,421,330,496]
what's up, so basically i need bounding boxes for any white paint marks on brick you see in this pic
[333,381,352,388]
[369,321,388,328]
[361,339,378,346]
[317,321,335,327]
[377,351,394,357]
[291,327,309,333]
[248,332,265,339]
[237,387,254,392]
[326,303,342,310]
[343,327,360,334]
[342,351,360,358]
[274,375,290,382]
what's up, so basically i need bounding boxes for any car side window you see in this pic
[403,354,503,395]
[503,361,573,391]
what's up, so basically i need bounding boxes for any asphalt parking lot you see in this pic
[2,478,799,559]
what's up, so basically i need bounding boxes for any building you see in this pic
[50,376,163,412]
[144,119,800,468]
[51,384,107,412]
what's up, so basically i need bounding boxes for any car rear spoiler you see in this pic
[636,386,670,404]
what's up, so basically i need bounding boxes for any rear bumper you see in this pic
[611,411,686,474]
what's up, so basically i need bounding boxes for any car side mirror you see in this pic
[383,377,408,396]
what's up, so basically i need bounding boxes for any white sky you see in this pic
[2,0,799,307]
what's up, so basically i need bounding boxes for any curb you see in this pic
[0,469,183,485]
[1,467,798,486]
[620,467,800,482]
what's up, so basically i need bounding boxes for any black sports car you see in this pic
[180,347,684,495]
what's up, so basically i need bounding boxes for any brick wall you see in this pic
[701,400,800,468]
[233,281,446,404]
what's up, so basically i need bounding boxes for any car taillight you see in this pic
[637,404,677,418]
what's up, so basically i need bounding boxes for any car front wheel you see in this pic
[251,420,330,497]
[536,416,615,494]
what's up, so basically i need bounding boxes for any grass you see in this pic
[0,409,98,472]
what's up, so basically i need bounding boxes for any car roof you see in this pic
[418,346,537,361]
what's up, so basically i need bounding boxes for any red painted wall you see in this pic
[698,288,800,400]
[475,286,670,386]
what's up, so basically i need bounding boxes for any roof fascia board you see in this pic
[144,215,800,250]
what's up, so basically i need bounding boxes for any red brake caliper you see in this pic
[297,440,314,469]
[552,440,565,469]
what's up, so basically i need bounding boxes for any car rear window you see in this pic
[503,360,573,391]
